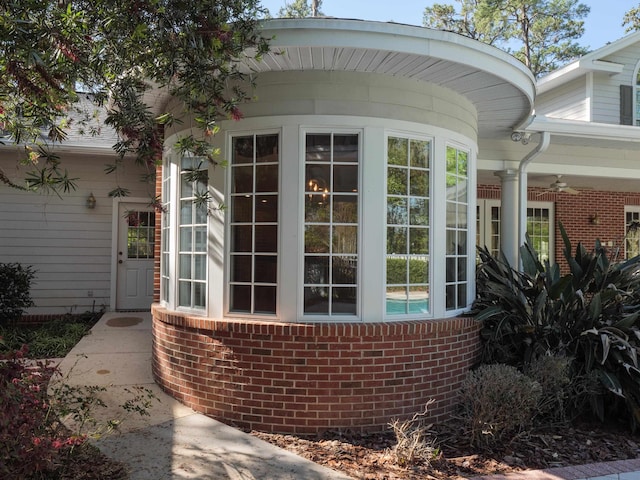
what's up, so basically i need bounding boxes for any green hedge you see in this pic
[386,258,428,284]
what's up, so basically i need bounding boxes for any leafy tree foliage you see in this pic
[423,0,507,45]
[278,0,323,18]
[424,0,590,78]
[0,0,270,197]
[623,5,640,32]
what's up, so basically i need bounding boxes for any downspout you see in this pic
[518,131,551,267]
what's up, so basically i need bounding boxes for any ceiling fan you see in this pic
[545,175,579,194]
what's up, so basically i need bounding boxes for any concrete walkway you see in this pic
[56,311,351,480]
[55,311,640,480]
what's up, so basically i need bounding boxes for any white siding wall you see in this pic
[536,77,588,120]
[0,151,151,315]
[592,44,640,124]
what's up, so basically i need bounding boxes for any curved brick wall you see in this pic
[151,305,482,435]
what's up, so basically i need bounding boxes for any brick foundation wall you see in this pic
[151,305,482,435]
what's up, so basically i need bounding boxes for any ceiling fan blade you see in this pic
[563,186,579,195]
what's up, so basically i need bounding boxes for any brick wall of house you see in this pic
[478,185,640,270]
[151,305,482,435]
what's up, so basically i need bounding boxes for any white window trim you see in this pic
[477,199,501,258]
[442,142,474,316]
[383,131,434,321]
[526,201,555,264]
[476,199,555,265]
[624,205,640,259]
[298,127,363,322]
[224,129,282,320]
[158,151,210,315]
[184,115,478,323]
[159,156,177,309]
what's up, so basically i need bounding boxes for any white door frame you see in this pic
[109,197,153,311]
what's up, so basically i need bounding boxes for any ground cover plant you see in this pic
[0,311,102,359]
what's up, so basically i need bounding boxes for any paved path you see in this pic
[56,311,351,480]
[56,311,640,480]
[469,459,640,480]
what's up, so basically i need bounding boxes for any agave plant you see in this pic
[475,223,640,427]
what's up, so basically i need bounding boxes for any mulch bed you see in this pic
[251,418,640,480]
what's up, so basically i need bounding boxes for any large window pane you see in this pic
[161,160,171,303]
[229,134,279,315]
[386,136,431,316]
[303,132,359,316]
[177,156,208,310]
[445,146,469,311]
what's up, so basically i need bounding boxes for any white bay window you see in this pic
[162,118,476,321]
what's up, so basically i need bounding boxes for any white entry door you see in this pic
[116,202,155,310]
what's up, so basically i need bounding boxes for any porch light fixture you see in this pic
[86,193,96,209]
[590,213,600,225]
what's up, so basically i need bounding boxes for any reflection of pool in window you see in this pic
[386,297,429,315]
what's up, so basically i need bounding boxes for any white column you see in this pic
[494,169,519,267]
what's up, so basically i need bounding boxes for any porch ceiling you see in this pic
[243,18,535,139]
[478,130,640,194]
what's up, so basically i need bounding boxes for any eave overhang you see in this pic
[244,18,535,139]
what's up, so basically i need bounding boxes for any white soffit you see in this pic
[246,18,535,139]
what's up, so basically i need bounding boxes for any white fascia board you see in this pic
[535,30,640,93]
[537,59,624,94]
[526,115,640,142]
[260,19,535,105]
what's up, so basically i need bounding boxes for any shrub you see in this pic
[0,347,85,478]
[525,355,573,423]
[0,343,157,478]
[458,364,542,447]
[474,223,640,429]
[0,263,36,326]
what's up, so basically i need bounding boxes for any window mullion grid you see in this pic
[250,135,257,314]
[328,135,334,315]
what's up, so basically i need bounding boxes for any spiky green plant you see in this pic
[475,223,640,428]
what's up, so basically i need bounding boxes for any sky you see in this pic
[259,0,640,51]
